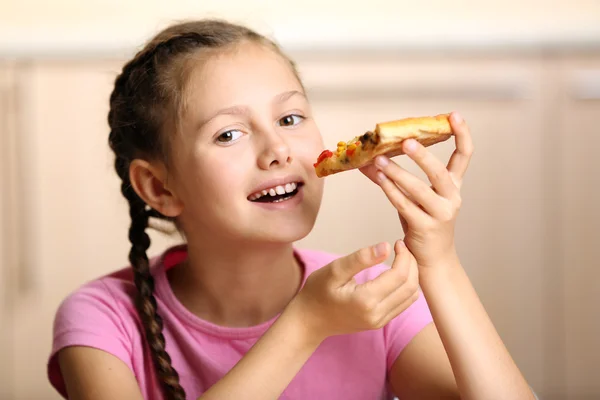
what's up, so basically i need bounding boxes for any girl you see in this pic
[47,19,535,400]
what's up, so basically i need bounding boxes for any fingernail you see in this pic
[375,155,388,168]
[404,139,417,152]
[452,112,463,124]
[373,242,387,257]
[376,171,387,183]
[394,240,406,254]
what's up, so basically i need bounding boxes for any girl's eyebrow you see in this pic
[197,90,306,131]
[273,90,306,104]
[197,105,250,131]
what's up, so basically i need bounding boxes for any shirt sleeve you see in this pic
[47,279,135,398]
[383,290,434,370]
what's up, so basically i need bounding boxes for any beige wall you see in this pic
[1,0,600,55]
[2,0,600,24]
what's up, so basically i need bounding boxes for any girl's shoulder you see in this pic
[47,248,173,396]
[51,245,179,332]
[47,265,143,396]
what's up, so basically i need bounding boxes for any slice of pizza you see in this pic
[314,113,453,177]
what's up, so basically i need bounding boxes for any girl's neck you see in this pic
[166,239,304,328]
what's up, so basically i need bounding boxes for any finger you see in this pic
[359,164,379,184]
[399,139,457,198]
[390,239,412,270]
[379,289,421,327]
[361,161,415,201]
[376,259,420,323]
[361,163,407,196]
[332,242,391,287]
[360,165,411,232]
[358,240,411,299]
[446,112,474,186]
[374,159,442,220]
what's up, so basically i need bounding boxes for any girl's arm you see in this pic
[419,256,535,399]
[387,256,536,400]
[361,111,535,399]
[59,243,420,400]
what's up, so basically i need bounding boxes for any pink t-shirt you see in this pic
[47,245,433,400]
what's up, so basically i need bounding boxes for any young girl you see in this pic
[47,19,535,400]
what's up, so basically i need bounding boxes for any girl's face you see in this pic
[168,42,325,244]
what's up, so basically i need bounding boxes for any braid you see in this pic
[106,19,302,399]
[115,159,187,400]
[108,38,193,400]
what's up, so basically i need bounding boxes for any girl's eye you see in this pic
[216,129,243,143]
[278,114,304,127]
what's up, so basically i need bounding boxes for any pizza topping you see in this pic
[314,135,368,171]
[314,149,333,167]
[345,141,361,157]
[335,141,347,156]
[359,131,379,150]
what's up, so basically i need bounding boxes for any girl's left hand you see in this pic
[360,112,474,270]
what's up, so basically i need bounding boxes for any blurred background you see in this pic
[0,0,599,399]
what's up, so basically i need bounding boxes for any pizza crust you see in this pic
[314,113,453,177]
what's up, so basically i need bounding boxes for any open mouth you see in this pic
[248,182,304,203]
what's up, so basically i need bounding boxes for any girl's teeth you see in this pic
[250,182,301,201]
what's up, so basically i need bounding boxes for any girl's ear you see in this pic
[128,159,184,218]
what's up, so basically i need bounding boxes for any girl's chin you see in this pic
[244,220,316,245]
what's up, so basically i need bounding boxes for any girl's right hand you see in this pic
[293,240,420,342]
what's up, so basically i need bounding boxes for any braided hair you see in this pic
[107,20,300,399]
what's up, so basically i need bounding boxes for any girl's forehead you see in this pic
[187,43,301,106]
[176,43,304,137]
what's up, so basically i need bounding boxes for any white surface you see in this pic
[0,0,600,57]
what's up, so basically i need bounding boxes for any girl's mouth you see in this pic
[248,182,304,203]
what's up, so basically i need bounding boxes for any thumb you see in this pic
[332,242,390,286]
